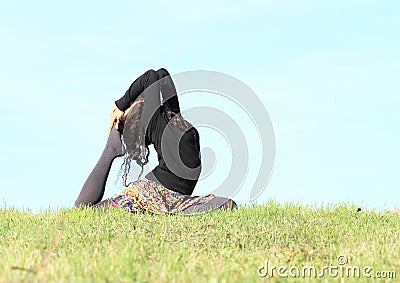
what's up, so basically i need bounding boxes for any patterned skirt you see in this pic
[107,178,225,214]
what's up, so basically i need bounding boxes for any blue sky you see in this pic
[0,1,399,211]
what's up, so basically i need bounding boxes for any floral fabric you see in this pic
[107,178,216,214]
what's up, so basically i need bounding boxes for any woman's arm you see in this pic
[108,106,125,134]
[110,68,179,134]
[108,69,161,134]
[156,68,180,114]
[115,69,160,112]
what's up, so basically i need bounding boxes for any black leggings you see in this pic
[74,69,168,208]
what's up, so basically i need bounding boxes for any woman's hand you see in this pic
[108,106,125,135]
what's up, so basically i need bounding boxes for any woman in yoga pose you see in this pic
[75,68,237,214]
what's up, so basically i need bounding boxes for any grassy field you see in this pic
[0,201,399,282]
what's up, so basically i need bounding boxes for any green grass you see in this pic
[0,201,399,282]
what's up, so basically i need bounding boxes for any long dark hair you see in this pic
[120,98,193,187]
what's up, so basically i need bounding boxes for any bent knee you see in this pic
[208,196,238,210]
[221,199,238,210]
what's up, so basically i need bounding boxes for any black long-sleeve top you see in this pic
[115,69,201,195]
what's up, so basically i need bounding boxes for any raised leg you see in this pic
[74,125,125,207]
